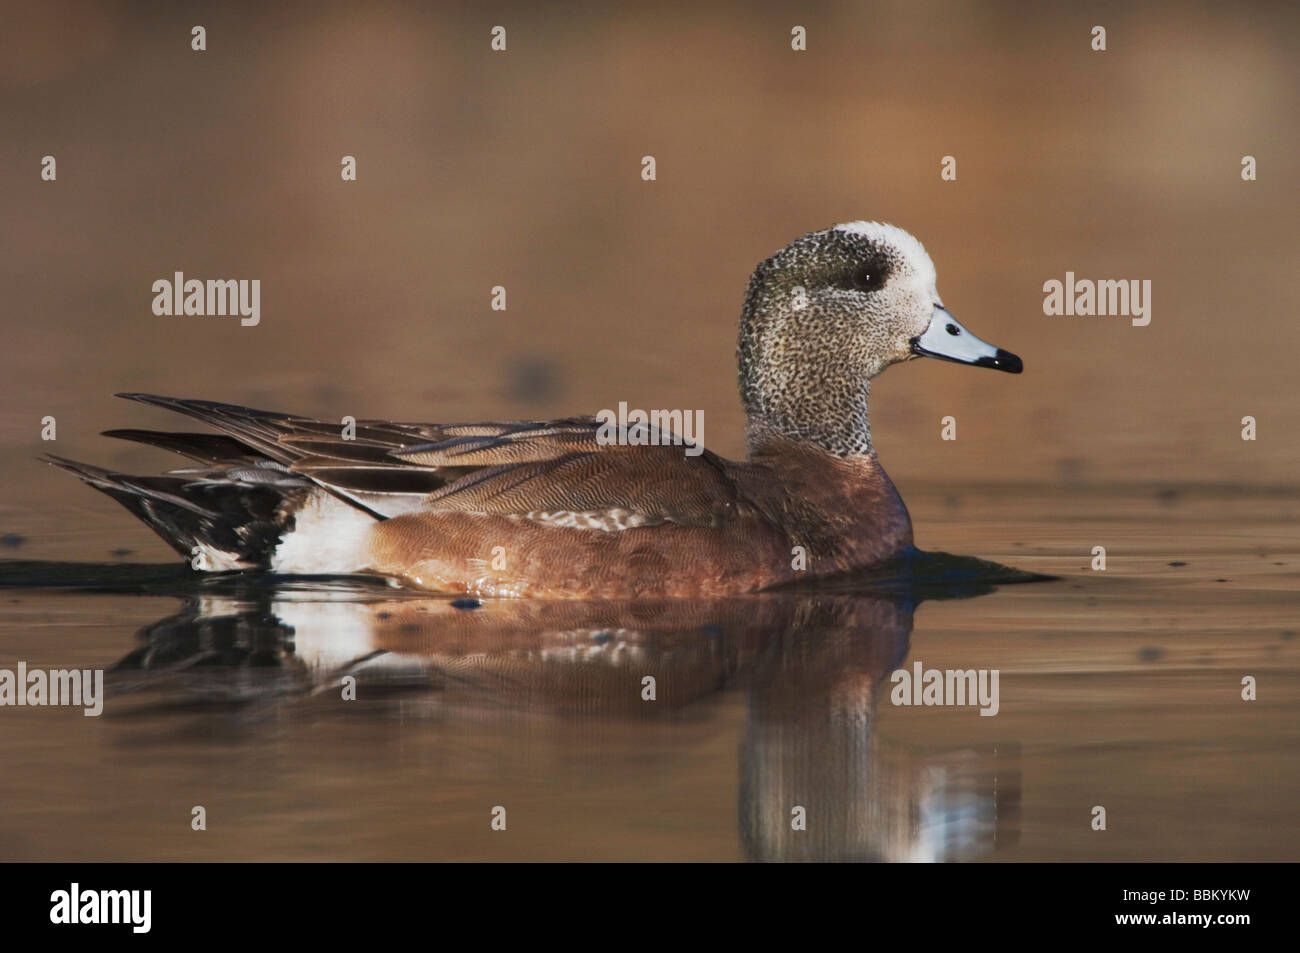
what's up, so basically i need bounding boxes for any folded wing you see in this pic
[109,394,748,529]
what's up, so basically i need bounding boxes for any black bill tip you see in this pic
[974,348,1023,374]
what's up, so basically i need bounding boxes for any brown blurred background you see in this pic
[2,0,1298,561]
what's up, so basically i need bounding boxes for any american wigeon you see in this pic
[50,222,1022,597]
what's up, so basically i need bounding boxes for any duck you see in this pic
[48,221,1022,598]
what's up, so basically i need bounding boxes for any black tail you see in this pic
[45,455,311,569]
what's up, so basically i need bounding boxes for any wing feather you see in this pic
[111,396,745,528]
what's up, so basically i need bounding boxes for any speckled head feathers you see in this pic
[737,222,943,457]
[737,221,1020,459]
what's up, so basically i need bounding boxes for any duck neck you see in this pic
[742,377,874,459]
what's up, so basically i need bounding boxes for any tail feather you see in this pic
[48,393,464,572]
[113,393,299,464]
[101,429,266,465]
[109,393,455,516]
[45,455,311,569]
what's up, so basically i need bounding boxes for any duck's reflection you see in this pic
[109,580,1020,861]
[740,600,1019,861]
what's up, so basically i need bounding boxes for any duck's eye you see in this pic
[852,268,883,292]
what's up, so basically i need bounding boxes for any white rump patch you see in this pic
[271,490,377,573]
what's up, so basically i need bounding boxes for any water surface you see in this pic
[1,483,1294,861]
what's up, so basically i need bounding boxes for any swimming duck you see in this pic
[50,222,1021,598]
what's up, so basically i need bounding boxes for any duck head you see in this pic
[737,221,1022,457]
